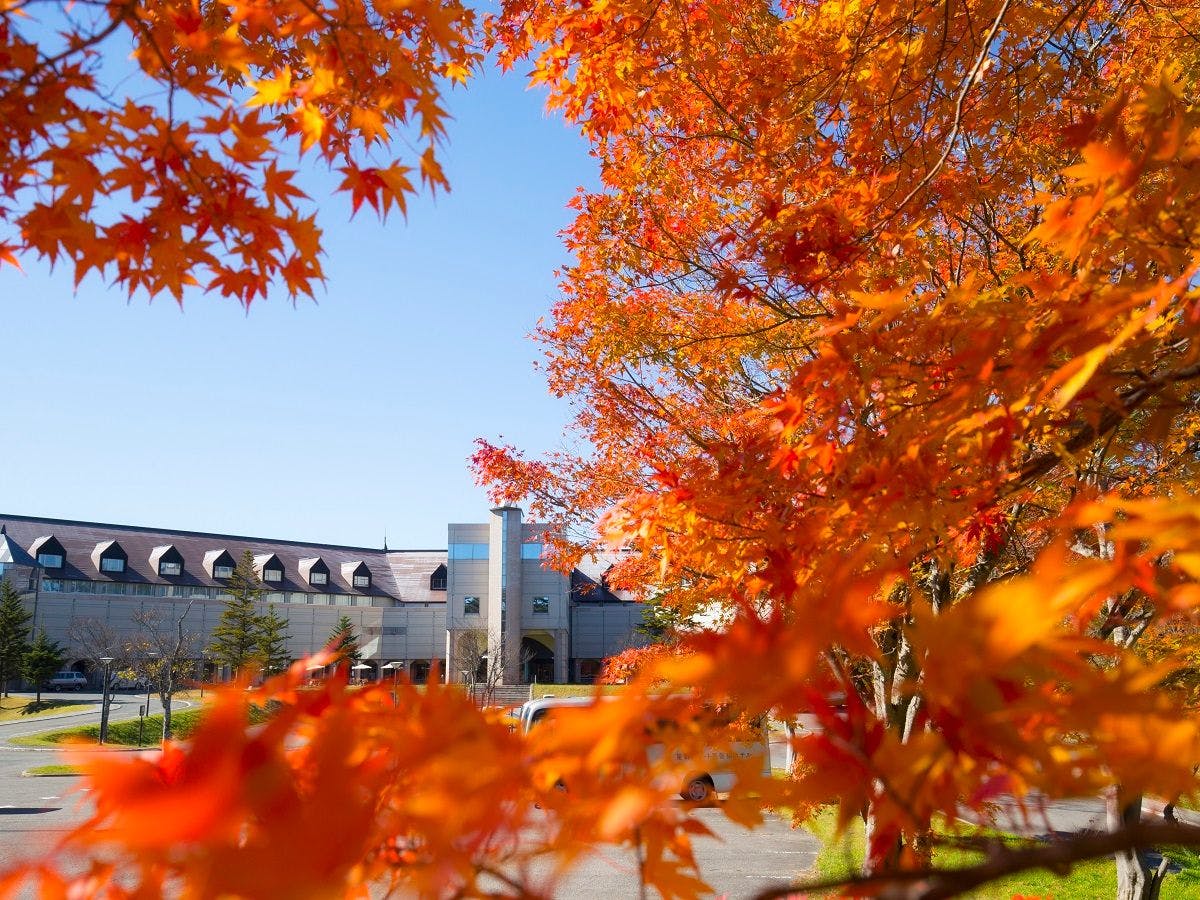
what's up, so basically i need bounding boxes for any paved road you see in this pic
[550,807,817,898]
[0,690,199,877]
[0,689,185,744]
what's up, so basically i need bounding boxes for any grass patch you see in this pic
[23,764,81,776]
[10,705,272,748]
[0,698,92,722]
[801,806,1200,899]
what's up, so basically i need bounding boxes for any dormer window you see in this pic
[430,564,447,591]
[299,557,330,588]
[204,549,236,580]
[150,545,184,577]
[92,540,127,576]
[31,536,65,570]
[342,560,371,591]
[254,553,284,584]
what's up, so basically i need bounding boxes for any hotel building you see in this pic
[0,506,647,684]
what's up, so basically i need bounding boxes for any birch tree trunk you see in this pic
[1109,792,1167,900]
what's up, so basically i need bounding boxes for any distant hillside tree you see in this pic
[327,616,361,670]
[22,630,64,705]
[209,551,265,676]
[0,580,31,697]
[256,605,291,676]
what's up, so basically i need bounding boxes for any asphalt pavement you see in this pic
[0,690,195,876]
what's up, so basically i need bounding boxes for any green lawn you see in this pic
[801,807,1200,898]
[23,764,81,776]
[10,705,271,748]
[0,698,92,722]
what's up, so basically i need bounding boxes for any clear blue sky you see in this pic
[0,67,596,549]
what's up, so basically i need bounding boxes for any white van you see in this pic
[48,671,87,691]
[517,695,770,802]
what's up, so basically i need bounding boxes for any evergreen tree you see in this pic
[0,580,31,698]
[256,605,291,676]
[22,630,64,705]
[327,615,361,670]
[208,551,264,676]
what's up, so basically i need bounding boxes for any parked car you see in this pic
[516,695,770,803]
[109,674,146,691]
[48,671,88,691]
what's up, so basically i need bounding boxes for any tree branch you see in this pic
[752,821,1200,900]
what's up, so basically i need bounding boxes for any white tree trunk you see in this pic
[1109,793,1166,900]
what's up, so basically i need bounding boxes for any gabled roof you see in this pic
[299,556,329,576]
[29,535,64,559]
[149,544,184,572]
[0,528,36,567]
[341,559,371,582]
[91,540,127,574]
[253,553,284,578]
[429,563,447,590]
[203,549,236,577]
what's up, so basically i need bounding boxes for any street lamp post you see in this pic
[139,651,158,748]
[98,656,114,744]
[382,661,400,707]
[199,652,210,699]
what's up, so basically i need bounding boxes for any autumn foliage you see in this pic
[9,0,1200,896]
[0,0,476,302]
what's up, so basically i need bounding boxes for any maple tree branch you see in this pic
[1015,362,1200,491]
[883,0,1014,225]
[752,820,1200,900]
[7,1,134,90]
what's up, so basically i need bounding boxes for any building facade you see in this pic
[0,507,647,685]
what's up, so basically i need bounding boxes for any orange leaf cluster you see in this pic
[3,662,785,898]
[0,0,478,304]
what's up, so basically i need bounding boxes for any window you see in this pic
[37,553,63,569]
[353,574,370,588]
[463,595,480,615]
[449,543,489,560]
[159,561,182,576]
[311,571,328,586]
[533,596,550,614]
[263,568,283,583]
[214,564,234,579]
[100,557,125,573]
[521,543,543,560]
[578,659,602,684]
[430,565,447,591]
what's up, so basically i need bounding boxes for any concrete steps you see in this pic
[469,684,534,708]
